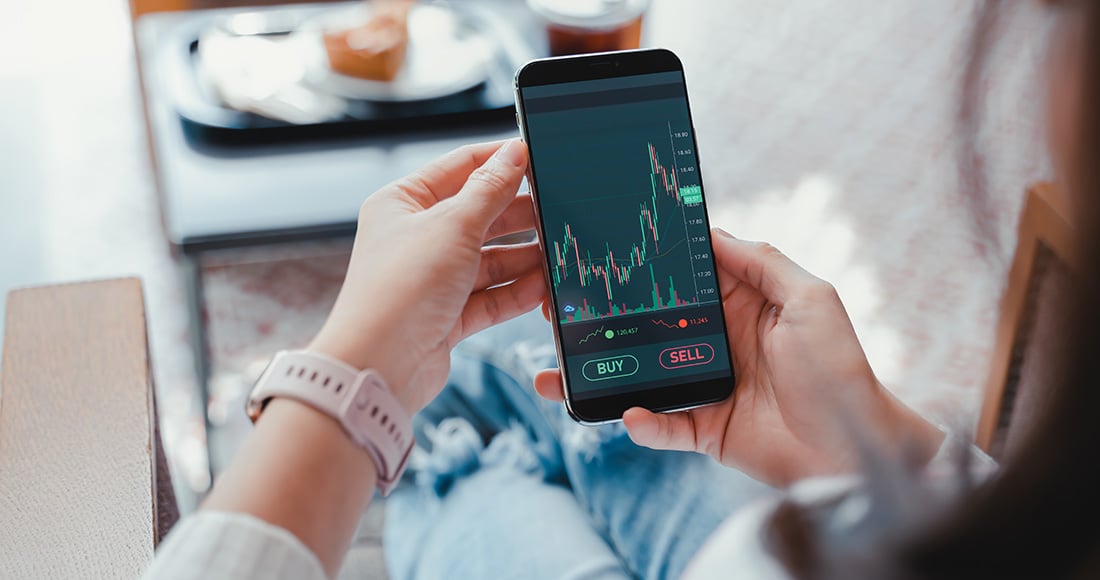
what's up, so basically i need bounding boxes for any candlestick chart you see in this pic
[538,123,720,324]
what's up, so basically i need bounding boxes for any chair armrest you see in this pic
[0,278,176,577]
[977,183,1076,459]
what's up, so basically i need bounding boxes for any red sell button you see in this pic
[659,343,716,370]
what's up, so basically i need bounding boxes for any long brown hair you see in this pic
[902,0,1100,575]
[768,1,1100,577]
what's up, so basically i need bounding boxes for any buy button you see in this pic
[659,343,716,370]
[582,354,639,382]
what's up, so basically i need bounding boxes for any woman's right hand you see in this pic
[534,229,944,486]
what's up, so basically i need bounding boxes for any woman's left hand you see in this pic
[309,139,544,414]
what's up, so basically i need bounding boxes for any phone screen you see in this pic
[517,54,734,422]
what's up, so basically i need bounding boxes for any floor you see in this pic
[0,0,1055,577]
[0,0,202,493]
[0,0,170,348]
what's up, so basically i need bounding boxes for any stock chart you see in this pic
[534,115,719,325]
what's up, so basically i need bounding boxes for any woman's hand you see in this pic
[309,140,544,414]
[534,229,944,486]
[198,141,542,577]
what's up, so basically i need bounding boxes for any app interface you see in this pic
[522,71,731,402]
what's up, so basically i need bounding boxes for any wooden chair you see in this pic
[0,278,178,577]
[976,183,1076,461]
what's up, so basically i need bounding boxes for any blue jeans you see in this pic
[383,311,770,580]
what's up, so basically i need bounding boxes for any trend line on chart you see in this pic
[578,326,606,344]
[651,318,687,329]
[552,142,702,323]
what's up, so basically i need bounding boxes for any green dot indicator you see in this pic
[604,329,616,340]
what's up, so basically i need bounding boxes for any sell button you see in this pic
[582,354,639,382]
[659,343,716,369]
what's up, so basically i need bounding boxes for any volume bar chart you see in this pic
[565,264,693,322]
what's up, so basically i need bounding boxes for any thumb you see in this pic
[452,140,529,234]
[623,407,699,453]
[711,228,821,306]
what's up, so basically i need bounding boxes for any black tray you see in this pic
[166,2,541,146]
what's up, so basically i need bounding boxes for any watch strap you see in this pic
[247,350,414,496]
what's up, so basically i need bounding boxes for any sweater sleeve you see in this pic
[140,511,327,580]
[682,432,997,579]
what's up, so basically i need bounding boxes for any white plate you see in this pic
[296,3,494,102]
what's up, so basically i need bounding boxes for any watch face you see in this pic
[244,392,265,422]
[245,356,280,423]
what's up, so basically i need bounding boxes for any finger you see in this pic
[716,266,740,302]
[715,263,779,307]
[541,298,552,323]
[485,193,537,241]
[449,140,529,235]
[622,407,700,453]
[454,269,543,342]
[390,141,509,207]
[473,242,542,292]
[711,228,822,305]
[533,369,565,402]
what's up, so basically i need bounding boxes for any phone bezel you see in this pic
[514,48,735,424]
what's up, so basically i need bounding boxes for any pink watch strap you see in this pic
[246,350,414,496]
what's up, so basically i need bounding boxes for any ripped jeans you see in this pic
[383,311,770,580]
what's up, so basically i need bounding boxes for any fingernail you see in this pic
[493,140,527,168]
[713,227,735,239]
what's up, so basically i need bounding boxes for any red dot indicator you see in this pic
[678,319,688,328]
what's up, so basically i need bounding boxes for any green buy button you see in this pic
[582,354,639,382]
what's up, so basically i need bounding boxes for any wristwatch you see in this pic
[246,350,414,496]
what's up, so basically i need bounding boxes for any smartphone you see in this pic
[514,48,735,424]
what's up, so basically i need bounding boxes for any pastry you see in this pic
[323,1,412,82]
